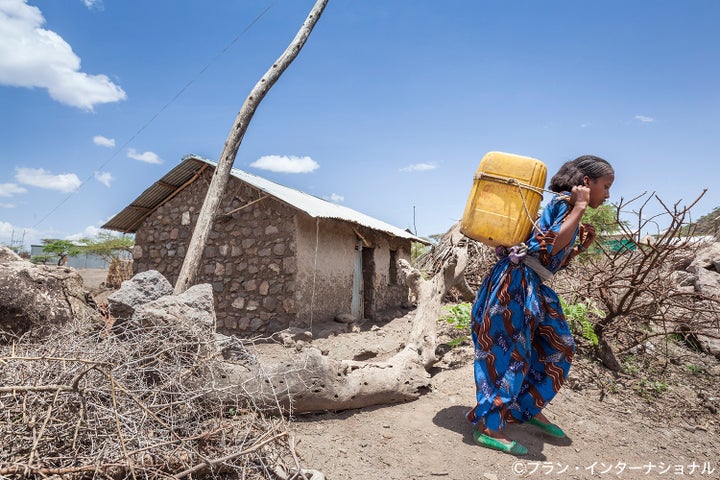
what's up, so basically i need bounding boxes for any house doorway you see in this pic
[351,240,363,320]
[351,241,375,321]
[361,245,375,320]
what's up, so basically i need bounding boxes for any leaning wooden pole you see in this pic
[175,0,329,294]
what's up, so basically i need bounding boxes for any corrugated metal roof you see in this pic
[103,154,428,243]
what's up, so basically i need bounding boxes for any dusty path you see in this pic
[286,314,718,480]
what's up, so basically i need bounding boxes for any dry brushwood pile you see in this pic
[0,311,314,479]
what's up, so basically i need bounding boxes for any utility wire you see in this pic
[32,2,276,230]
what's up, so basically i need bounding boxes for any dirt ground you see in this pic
[281,312,719,480]
[77,269,719,480]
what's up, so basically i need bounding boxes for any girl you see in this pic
[466,155,615,455]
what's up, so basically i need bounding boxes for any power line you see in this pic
[32,2,277,230]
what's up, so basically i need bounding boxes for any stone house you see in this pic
[103,154,427,335]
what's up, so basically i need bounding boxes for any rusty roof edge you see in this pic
[102,157,208,233]
[188,155,429,244]
[104,154,431,244]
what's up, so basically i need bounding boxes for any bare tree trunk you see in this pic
[175,0,329,294]
[217,248,471,414]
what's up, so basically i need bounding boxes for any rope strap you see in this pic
[473,172,546,196]
[475,172,546,235]
[496,242,554,283]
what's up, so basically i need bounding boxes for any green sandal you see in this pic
[473,430,528,455]
[527,417,566,438]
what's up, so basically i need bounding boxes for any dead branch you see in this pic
[554,190,720,370]
[175,0,329,294]
[0,317,307,479]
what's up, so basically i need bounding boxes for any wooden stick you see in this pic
[175,0,329,294]
[172,431,288,479]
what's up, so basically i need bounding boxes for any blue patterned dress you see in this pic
[466,193,578,431]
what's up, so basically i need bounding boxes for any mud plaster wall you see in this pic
[132,169,297,334]
[294,216,356,325]
[294,216,412,323]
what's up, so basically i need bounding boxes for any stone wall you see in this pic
[132,170,297,334]
[131,166,414,334]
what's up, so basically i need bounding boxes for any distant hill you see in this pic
[688,207,720,237]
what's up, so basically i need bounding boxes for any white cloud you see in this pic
[325,193,344,203]
[15,167,81,193]
[0,220,14,237]
[634,115,655,123]
[93,135,115,147]
[127,148,162,164]
[0,202,16,208]
[82,0,103,10]
[0,220,34,240]
[400,163,437,172]
[250,155,319,174]
[0,0,125,110]
[94,171,112,187]
[0,182,27,197]
[66,224,101,241]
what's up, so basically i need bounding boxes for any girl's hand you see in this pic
[570,185,591,208]
[578,223,596,248]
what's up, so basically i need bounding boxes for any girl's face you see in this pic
[586,173,614,208]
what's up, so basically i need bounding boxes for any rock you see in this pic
[133,283,216,329]
[107,270,173,320]
[352,349,378,361]
[0,246,98,340]
[688,242,720,273]
[334,313,356,324]
[278,327,313,347]
[671,270,696,288]
[132,283,218,357]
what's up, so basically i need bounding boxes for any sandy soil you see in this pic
[283,312,719,480]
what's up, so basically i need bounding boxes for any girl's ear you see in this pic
[583,175,590,187]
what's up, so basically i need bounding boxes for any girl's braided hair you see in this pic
[549,155,614,193]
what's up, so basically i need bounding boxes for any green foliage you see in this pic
[621,354,641,375]
[637,379,669,399]
[41,239,84,257]
[440,302,472,349]
[581,204,624,235]
[30,254,55,265]
[82,232,134,262]
[560,297,602,346]
[685,364,704,375]
[441,302,472,331]
[682,206,720,236]
[579,204,631,255]
[39,232,134,264]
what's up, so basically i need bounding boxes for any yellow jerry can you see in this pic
[460,151,547,247]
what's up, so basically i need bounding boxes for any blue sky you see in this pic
[1,0,719,250]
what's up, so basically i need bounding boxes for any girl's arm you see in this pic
[553,185,591,251]
[565,224,596,262]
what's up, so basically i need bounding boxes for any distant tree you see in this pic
[41,239,83,256]
[582,204,625,236]
[681,206,720,237]
[30,253,55,265]
[81,232,134,263]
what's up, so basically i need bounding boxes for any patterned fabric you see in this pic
[466,193,578,431]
